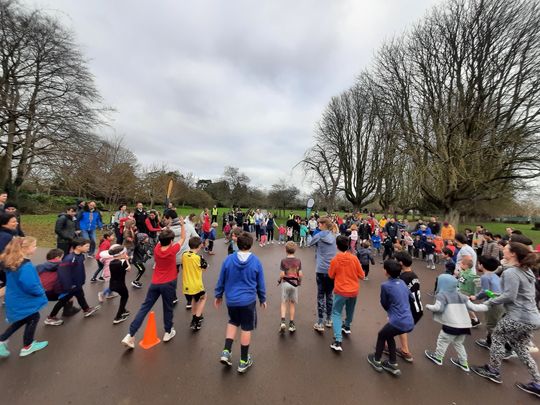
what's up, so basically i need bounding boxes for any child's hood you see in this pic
[37,261,60,273]
[437,274,458,293]
[231,252,256,269]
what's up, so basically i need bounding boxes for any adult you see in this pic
[441,221,456,243]
[367,214,378,234]
[455,233,477,273]
[133,202,148,234]
[473,225,486,257]
[235,209,244,230]
[502,227,513,242]
[75,199,86,219]
[266,213,276,243]
[78,201,103,256]
[54,207,78,255]
[308,216,337,331]
[0,191,7,214]
[482,232,501,260]
[427,216,441,236]
[145,210,162,241]
[254,209,264,241]
[379,215,388,229]
[358,218,372,241]
[112,204,128,244]
[472,242,540,399]
[308,216,318,236]
[199,208,209,227]
[211,205,218,224]
[4,203,24,236]
[384,218,399,242]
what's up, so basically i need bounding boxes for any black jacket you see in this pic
[134,209,147,233]
[54,214,77,243]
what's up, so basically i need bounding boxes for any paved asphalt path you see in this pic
[0,240,537,404]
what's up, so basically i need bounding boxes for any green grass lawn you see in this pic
[20,210,540,248]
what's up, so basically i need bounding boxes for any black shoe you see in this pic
[330,340,343,352]
[113,313,130,324]
[367,353,383,372]
[471,365,502,384]
[131,281,142,288]
[475,339,490,350]
[381,360,401,376]
[90,278,97,283]
[342,325,351,335]
[173,298,179,305]
[471,319,481,328]
[516,381,540,398]
[121,310,130,317]
[97,277,105,282]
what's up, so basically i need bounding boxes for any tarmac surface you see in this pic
[0,240,538,405]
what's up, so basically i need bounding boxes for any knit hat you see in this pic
[108,244,126,257]
[136,233,149,243]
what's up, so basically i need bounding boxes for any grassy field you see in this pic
[20,209,540,248]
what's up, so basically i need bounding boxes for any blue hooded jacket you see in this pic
[57,253,86,293]
[215,252,266,306]
[4,259,47,323]
[78,209,103,232]
[308,230,337,274]
[380,277,414,332]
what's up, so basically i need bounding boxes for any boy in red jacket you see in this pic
[328,235,365,352]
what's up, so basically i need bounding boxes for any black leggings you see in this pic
[50,289,89,317]
[0,312,40,347]
[111,285,129,318]
[268,228,274,241]
[375,323,407,363]
[133,262,145,282]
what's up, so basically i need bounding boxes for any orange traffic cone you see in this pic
[139,311,161,349]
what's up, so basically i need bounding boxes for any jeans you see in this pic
[81,229,97,254]
[375,323,407,363]
[0,312,40,346]
[332,294,357,342]
[129,281,176,336]
[316,273,334,323]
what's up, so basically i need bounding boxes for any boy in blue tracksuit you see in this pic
[215,232,266,374]
[367,259,415,377]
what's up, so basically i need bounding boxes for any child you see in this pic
[470,256,503,350]
[123,219,137,258]
[356,242,374,280]
[403,232,414,256]
[395,251,423,363]
[215,232,266,374]
[90,231,114,282]
[278,225,286,245]
[122,225,186,349]
[39,249,67,325]
[207,222,218,255]
[299,222,308,248]
[51,238,100,319]
[413,235,421,258]
[371,231,381,255]
[259,221,268,247]
[349,224,358,252]
[286,226,293,242]
[279,242,302,334]
[182,236,208,331]
[434,236,444,264]
[223,222,232,242]
[367,260,415,376]
[97,245,119,303]
[456,256,481,327]
[228,226,242,255]
[424,274,488,372]
[424,236,436,270]
[131,233,151,288]
[109,245,131,324]
[382,232,394,260]
[432,247,457,295]
[0,237,49,357]
[328,235,365,352]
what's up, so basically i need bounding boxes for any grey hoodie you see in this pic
[308,230,337,274]
[488,266,540,328]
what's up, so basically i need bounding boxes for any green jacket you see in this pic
[458,268,480,296]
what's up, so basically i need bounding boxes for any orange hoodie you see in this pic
[328,252,365,297]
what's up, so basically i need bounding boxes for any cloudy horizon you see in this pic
[22,0,441,191]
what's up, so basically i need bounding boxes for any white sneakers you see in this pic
[121,334,135,349]
[163,328,176,342]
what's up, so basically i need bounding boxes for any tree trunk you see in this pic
[445,207,460,229]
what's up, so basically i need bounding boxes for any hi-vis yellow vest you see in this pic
[212,207,218,216]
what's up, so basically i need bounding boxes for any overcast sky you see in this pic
[23,0,441,191]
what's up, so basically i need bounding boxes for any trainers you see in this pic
[516,381,540,398]
[0,342,10,358]
[364,277,369,281]
[279,322,287,334]
[83,306,100,318]
[185,303,191,310]
[98,276,105,282]
[131,281,142,288]
[313,323,325,332]
[471,318,481,328]
[122,310,130,317]
[342,325,351,335]
[471,364,502,384]
[44,317,64,326]
[527,341,539,353]
[220,350,232,366]
[90,278,97,283]
[451,358,470,372]
[324,319,333,328]
[381,360,401,376]
[106,292,119,299]
[19,340,48,357]
[163,328,176,342]
[367,353,383,372]
[196,319,203,330]
[288,321,296,333]
[396,348,414,363]
[330,340,343,352]
[475,339,490,350]
[237,355,253,373]
[425,350,443,366]
[113,313,130,324]
[121,334,135,349]
[97,292,104,303]
[503,350,518,360]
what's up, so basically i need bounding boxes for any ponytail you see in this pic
[508,242,539,269]
[0,236,37,270]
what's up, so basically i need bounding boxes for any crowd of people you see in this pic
[0,194,539,399]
